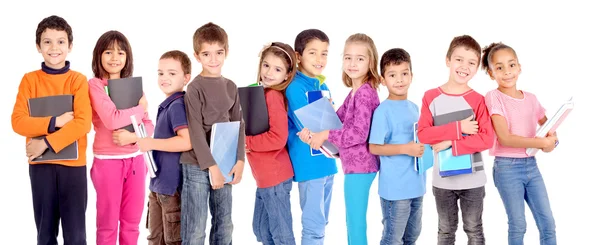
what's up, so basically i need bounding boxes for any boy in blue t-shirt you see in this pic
[369,48,426,245]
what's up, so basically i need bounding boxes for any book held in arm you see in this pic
[209,121,241,184]
[238,85,269,136]
[130,115,157,178]
[526,96,574,156]
[106,76,144,132]
[27,94,78,162]
[414,123,433,174]
[293,97,342,158]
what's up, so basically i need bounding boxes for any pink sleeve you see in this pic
[416,90,462,144]
[88,79,146,130]
[452,95,495,155]
[532,93,546,121]
[142,111,154,137]
[485,90,505,117]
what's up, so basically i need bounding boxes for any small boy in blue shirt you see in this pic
[369,48,426,245]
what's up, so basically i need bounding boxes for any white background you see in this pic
[0,0,597,244]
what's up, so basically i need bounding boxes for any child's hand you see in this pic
[136,137,153,152]
[209,165,225,189]
[406,142,425,157]
[432,140,452,153]
[26,139,48,161]
[541,133,558,153]
[138,95,148,112]
[460,115,479,135]
[112,129,137,146]
[297,128,312,143]
[309,131,329,150]
[228,160,244,185]
[56,111,74,128]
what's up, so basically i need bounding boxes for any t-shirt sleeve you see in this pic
[168,101,188,132]
[485,90,505,117]
[532,94,546,121]
[368,106,389,145]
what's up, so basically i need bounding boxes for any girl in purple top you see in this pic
[299,33,380,245]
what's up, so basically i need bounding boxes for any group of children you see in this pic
[11,14,560,245]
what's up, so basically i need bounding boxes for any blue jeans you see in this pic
[298,174,334,245]
[493,157,556,245]
[380,196,423,245]
[253,178,296,245]
[344,173,376,245]
[180,164,233,245]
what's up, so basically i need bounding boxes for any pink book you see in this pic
[526,97,574,156]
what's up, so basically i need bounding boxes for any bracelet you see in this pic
[555,140,559,147]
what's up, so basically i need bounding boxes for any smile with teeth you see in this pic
[457,71,469,77]
[314,65,323,69]
[108,63,120,67]
[49,53,61,57]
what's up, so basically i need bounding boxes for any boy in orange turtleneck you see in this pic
[11,15,92,245]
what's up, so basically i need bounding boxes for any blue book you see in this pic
[294,97,342,158]
[413,123,433,174]
[438,148,472,177]
[209,121,240,184]
[305,90,333,156]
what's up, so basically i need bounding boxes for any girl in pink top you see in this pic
[299,33,380,245]
[88,30,154,245]
[483,42,558,245]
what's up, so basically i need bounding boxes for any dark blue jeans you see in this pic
[433,186,485,245]
[181,164,233,245]
[493,157,556,245]
[253,178,295,245]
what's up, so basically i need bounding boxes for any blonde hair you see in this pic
[342,33,380,89]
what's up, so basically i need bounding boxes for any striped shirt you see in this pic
[484,89,545,158]
[417,87,495,190]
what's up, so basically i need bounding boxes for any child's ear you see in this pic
[445,57,451,67]
[36,44,42,53]
[193,52,201,63]
[295,51,301,64]
[184,74,191,85]
[487,70,495,80]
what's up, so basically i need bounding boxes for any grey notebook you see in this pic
[107,76,144,132]
[28,94,78,162]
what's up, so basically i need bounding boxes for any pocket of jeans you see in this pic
[164,212,182,243]
[493,158,514,171]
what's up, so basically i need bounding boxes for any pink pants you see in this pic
[91,155,147,245]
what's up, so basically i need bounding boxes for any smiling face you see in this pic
[296,39,328,78]
[446,46,480,85]
[260,53,289,88]
[382,62,412,99]
[194,42,226,77]
[158,58,191,96]
[36,28,72,69]
[343,42,370,84]
[487,48,521,89]
[101,41,127,79]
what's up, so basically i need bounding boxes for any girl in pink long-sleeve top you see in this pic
[88,30,154,245]
[299,33,381,245]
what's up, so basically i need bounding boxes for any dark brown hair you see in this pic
[380,48,412,75]
[91,30,134,79]
[481,42,518,75]
[446,35,482,64]
[36,15,73,46]
[342,33,380,89]
[257,42,297,92]
[294,29,329,55]
[160,50,192,75]
[193,22,228,55]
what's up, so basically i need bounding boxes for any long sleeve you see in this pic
[88,78,146,130]
[286,84,308,131]
[416,92,462,144]
[328,87,378,148]
[45,74,92,152]
[229,86,246,162]
[184,86,216,169]
[11,75,53,137]
[452,98,495,155]
[141,111,154,137]
[246,90,288,152]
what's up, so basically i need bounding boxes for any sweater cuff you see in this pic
[48,117,57,133]
[43,137,55,153]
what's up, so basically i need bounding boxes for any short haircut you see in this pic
[380,48,412,75]
[294,29,329,55]
[91,30,134,79]
[36,15,73,46]
[160,50,192,75]
[446,35,482,63]
[193,22,228,54]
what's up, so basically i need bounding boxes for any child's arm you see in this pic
[138,102,190,152]
[43,75,93,153]
[327,89,378,148]
[185,87,216,168]
[246,90,288,152]
[368,107,423,157]
[11,75,58,137]
[88,79,146,130]
[451,98,495,156]
[230,88,246,162]
[486,93,554,149]
[141,111,155,137]
[285,84,308,131]
[416,94,463,144]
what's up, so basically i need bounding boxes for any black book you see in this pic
[107,76,144,132]
[238,85,269,136]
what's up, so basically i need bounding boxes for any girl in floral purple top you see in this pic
[299,33,380,244]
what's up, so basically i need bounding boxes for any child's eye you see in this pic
[496,67,502,70]
[309,52,316,55]
[262,63,269,68]
[403,72,409,76]
[322,53,328,56]
[158,72,163,76]
[105,51,111,55]
[470,62,476,66]
[119,51,126,55]
[276,68,282,72]
[58,40,65,44]
[389,74,395,78]
[217,51,224,55]
[456,58,462,62]
[170,73,176,76]
[344,57,350,60]
[510,64,515,67]
[359,58,364,61]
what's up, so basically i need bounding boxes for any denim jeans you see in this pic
[493,157,556,245]
[253,178,295,245]
[344,173,376,245]
[432,186,485,245]
[379,196,423,245]
[298,174,334,245]
[180,164,233,245]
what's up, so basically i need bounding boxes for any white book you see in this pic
[526,97,574,156]
[130,115,158,178]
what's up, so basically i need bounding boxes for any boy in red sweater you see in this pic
[11,15,92,245]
